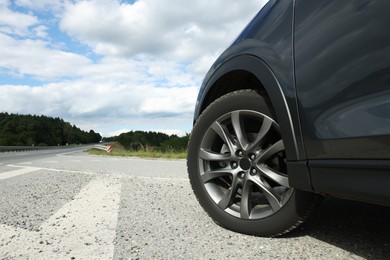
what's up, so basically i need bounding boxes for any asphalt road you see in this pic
[0,149,389,259]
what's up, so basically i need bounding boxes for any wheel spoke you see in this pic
[247,116,273,151]
[211,121,235,154]
[197,107,293,221]
[240,181,252,219]
[231,111,249,149]
[258,165,290,187]
[201,169,232,183]
[200,148,231,161]
[250,176,282,212]
[258,140,284,162]
[217,177,239,210]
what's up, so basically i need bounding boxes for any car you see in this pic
[187,0,390,237]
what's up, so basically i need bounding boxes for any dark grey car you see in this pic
[187,0,390,236]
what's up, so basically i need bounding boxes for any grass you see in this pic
[86,142,187,159]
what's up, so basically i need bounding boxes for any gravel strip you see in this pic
[0,170,94,231]
[113,176,367,260]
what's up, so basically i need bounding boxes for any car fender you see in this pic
[194,54,313,191]
[195,54,297,159]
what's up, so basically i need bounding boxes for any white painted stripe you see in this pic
[40,160,58,163]
[136,176,188,181]
[0,166,39,180]
[6,164,96,175]
[18,161,32,165]
[0,176,122,259]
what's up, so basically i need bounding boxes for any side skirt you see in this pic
[308,160,390,206]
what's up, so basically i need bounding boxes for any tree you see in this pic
[0,113,101,146]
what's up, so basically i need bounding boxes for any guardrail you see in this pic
[0,143,110,153]
[0,146,52,152]
[0,144,95,153]
[94,144,112,153]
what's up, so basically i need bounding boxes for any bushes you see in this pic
[112,131,189,152]
[161,134,189,152]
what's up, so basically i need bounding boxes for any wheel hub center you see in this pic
[239,158,251,170]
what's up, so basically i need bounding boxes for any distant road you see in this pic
[0,150,389,259]
[0,145,94,164]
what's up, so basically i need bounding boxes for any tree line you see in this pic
[0,113,101,146]
[104,130,189,152]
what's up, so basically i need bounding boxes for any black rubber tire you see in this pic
[187,90,321,237]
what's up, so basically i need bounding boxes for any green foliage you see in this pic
[110,130,189,152]
[0,112,101,146]
[87,148,187,159]
[161,134,189,152]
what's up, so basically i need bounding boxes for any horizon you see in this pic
[0,111,189,138]
[0,0,267,137]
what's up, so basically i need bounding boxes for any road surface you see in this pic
[0,148,389,259]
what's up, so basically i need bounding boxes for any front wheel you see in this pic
[187,90,320,237]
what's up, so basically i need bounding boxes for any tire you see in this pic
[187,90,321,237]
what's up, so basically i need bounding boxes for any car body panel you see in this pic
[194,0,307,160]
[293,0,390,205]
[295,0,390,159]
[193,0,390,205]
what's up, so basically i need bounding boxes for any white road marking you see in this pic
[0,176,122,259]
[18,161,32,165]
[40,160,58,163]
[6,165,96,175]
[0,166,40,180]
[136,176,188,181]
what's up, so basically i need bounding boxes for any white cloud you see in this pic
[106,128,131,137]
[155,129,188,137]
[32,25,48,38]
[60,0,263,59]
[139,87,198,115]
[0,2,39,36]
[14,0,64,12]
[0,0,269,136]
[106,128,187,137]
[0,33,92,80]
[0,80,197,133]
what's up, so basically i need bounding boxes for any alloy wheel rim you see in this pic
[198,110,293,220]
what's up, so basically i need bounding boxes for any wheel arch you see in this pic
[195,55,300,161]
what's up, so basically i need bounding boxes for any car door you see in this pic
[294,0,390,204]
[295,0,390,160]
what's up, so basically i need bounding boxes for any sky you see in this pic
[0,0,266,137]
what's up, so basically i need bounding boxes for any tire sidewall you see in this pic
[188,90,303,236]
